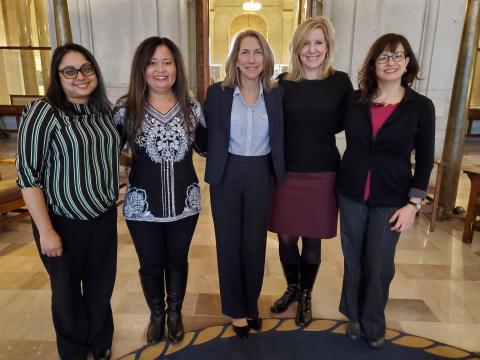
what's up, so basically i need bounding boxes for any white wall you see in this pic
[64,0,468,157]
[66,0,189,101]
[324,0,467,157]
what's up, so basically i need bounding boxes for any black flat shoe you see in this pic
[232,324,249,339]
[93,348,111,360]
[367,337,385,350]
[346,321,361,341]
[247,318,262,332]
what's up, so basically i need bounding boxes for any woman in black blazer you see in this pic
[337,34,435,349]
[204,29,285,338]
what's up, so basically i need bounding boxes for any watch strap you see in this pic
[408,200,421,210]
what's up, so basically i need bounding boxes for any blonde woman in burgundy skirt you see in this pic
[268,17,353,326]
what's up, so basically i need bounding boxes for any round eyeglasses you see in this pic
[376,52,406,64]
[58,64,96,79]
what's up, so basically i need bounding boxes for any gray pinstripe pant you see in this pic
[338,195,401,340]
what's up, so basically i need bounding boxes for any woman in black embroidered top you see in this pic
[338,34,435,349]
[268,17,353,327]
[113,37,206,344]
[17,43,119,360]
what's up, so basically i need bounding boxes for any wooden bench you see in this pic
[0,95,42,136]
[462,169,480,244]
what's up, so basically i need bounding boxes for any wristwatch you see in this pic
[408,200,421,210]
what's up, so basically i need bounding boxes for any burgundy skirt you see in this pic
[268,171,338,239]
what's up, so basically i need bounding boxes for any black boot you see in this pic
[271,262,300,313]
[139,270,166,343]
[166,265,188,343]
[295,260,320,327]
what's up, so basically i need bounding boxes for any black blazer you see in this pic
[203,82,285,185]
[337,87,435,207]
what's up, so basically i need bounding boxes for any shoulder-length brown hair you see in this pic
[222,29,275,92]
[124,36,193,151]
[286,16,336,81]
[357,33,420,105]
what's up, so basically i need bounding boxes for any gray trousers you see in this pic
[338,195,401,340]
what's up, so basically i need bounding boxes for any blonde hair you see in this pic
[222,29,275,92]
[287,16,336,81]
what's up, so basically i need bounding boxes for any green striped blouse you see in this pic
[16,99,121,220]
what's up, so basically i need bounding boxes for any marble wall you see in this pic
[64,0,468,156]
[323,0,467,156]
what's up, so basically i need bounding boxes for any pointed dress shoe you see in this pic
[247,318,262,332]
[367,336,385,350]
[93,348,112,360]
[232,324,249,339]
[346,321,362,341]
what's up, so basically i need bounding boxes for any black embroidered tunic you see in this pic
[113,98,206,222]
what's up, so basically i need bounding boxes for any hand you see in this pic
[389,205,417,232]
[39,228,63,257]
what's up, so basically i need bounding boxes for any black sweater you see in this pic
[337,88,435,207]
[280,71,353,172]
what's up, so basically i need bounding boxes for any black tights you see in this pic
[278,234,321,265]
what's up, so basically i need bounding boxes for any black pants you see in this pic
[338,195,400,340]
[126,214,199,276]
[210,154,271,319]
[33,206,117,360]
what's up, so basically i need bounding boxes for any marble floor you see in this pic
[0,137,479,359]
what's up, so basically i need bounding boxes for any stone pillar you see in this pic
[439,0,480,216]
[34,0,51,90]
[281,10,293,65]
[15,0,39,95]
[53,0,72,45]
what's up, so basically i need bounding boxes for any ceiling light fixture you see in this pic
[242,1,262,11]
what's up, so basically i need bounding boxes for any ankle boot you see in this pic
[166,265,188,343]
[139,270,166,343]
[295,260,320,327]
[271,262,300,313]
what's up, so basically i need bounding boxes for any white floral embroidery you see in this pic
[136,104,189,163]
[185,183,201,212]
[113,98,128,125]
[123,186,153,219]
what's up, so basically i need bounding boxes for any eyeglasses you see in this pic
[376,52,407,64]
[58,64,96,79]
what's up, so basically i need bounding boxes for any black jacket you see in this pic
[203,82,285,185]
[337,87,435,207]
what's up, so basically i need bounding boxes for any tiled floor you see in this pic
[0,137,479,359]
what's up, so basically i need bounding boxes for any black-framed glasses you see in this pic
[58,64,96,79]
[376,51,407,64]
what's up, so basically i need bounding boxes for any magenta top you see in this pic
[364,103,399,201]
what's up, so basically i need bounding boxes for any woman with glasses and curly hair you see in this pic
[338,33,435,349]
[17,43,119,360]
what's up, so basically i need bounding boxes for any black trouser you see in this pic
[338,195,400,340]
[32,206,117,360]
[126,214,199,276]
[210,154,271,319]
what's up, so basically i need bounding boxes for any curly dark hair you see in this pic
[357,33,419,105]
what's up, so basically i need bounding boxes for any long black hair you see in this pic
[124,36,193,152]
[46,43,111,114]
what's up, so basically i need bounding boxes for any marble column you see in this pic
[34,0,51,90]
[15,0,39,95]
[53,0,72,45]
